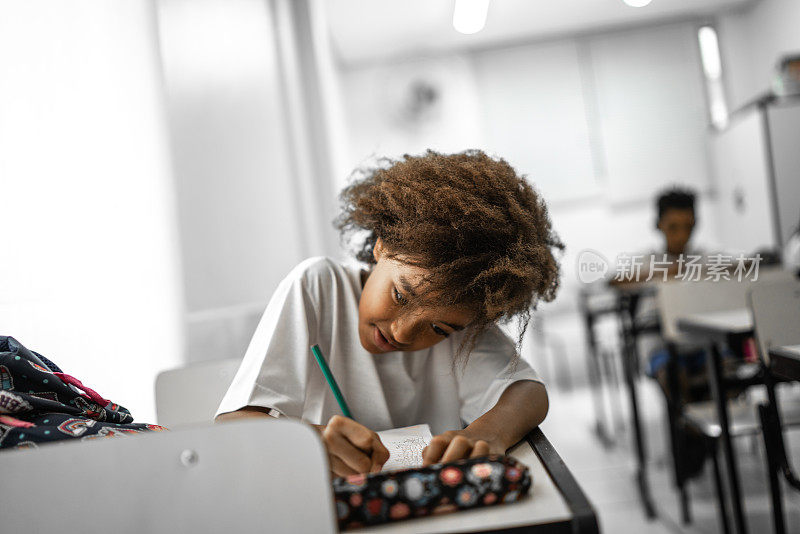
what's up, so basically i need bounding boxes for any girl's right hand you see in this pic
[315,415,390,477]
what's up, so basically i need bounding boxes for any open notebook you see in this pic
[376,424,433,472]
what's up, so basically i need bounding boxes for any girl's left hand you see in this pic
[421,429,505,466]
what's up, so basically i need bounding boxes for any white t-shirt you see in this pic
[216,257,542,435]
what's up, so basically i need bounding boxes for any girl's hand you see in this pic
[422,429,505,466]
[315,415,390,477]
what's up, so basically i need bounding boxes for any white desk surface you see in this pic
[678,308,753,335]
[357,438,572,533]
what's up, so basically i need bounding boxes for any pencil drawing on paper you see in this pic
[378,424,433,472]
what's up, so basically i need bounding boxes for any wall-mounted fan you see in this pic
[381,59,447,132]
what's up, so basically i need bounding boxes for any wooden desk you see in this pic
[677,309,754,534]
[358,428,598,534]
[770,344,800,381]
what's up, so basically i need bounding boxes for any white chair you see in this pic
[657,279,752,344]
[748,278,800,534]
[749,278,800,363]
[155,358,241,427]
[654,270,797,530]
[655,278,748,528]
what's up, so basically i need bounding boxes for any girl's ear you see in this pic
[373,237,384,262]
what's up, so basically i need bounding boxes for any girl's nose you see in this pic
[390,318,415,346]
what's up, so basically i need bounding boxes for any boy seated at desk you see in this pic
[643,188,707,396]
[610,187,710,400]
[609,187,714,482]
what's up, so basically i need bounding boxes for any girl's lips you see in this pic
[373,325,399,351]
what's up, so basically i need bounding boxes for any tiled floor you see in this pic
[540,381,800,533]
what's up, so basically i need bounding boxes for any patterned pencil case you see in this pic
[332,454,531,530]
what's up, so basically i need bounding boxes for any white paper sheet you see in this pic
[377,424,433,472]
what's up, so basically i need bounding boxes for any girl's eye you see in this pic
[432,324,449,338]
[392,287,406,304]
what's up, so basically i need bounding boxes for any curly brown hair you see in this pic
[335,149,563,363]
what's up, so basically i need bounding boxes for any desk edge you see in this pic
[676,317,753,338]
[525,428,599,534]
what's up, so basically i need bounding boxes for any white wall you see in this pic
[710,110,775,253]
[158,0,305,313]
[0,0,184,422]
[711,0,800,254]
[717,0,800,109]
[474,40,598,204]
[587,23,711,203]
[340,54,484,190]
[157,0,336,364]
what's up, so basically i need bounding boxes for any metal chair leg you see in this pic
[680,484,692,525]
[619,296,656,519]
[758,402,785,534]
[664,342,691,524]
[707,341,748,534]
[710,438,732,534]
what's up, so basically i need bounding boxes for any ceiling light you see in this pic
[698,26,722,79]
[453,0,490,35]
[623,0,652,7]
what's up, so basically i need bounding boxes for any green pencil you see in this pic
[310,344,354,419]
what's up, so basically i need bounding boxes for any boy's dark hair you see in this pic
[656,187,696,221]
[335,149,563,363]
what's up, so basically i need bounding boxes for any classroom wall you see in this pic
[0,0,184,423]
[336,20,722,387]
[710,0,800,253]
[717,0,800,109]
[339,54,485,193]
[709,110,776,253]
[156,0,341,365]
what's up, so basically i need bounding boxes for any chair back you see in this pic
[656,267,794,342]
[0,420,337,533]
[155,358,241,427]
[748,278,800,365]
[657,279,750,342]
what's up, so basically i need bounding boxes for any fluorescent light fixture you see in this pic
[711,101,729,128]
[698,26,722,79]
[453,0,490,35]
[623,0,652,7]
[697,25,728,128]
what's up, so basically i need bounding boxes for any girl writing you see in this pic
[216,150,562,477]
